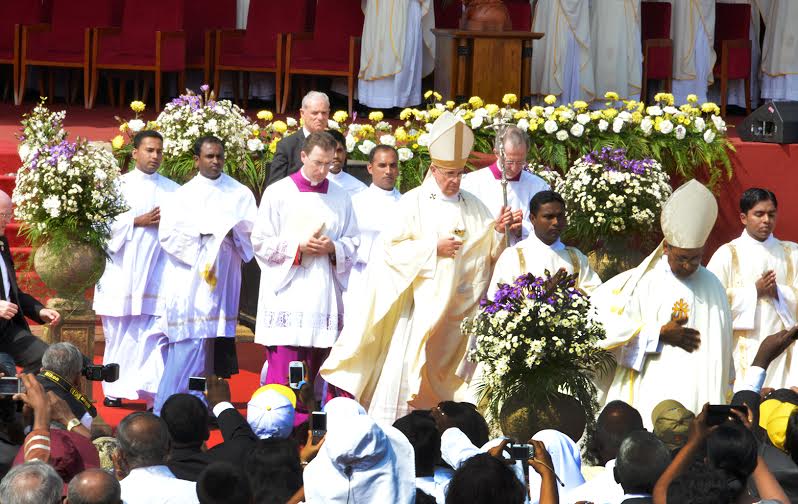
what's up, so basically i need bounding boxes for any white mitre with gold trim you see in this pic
[660,179,718,248]
[428,111,475,170]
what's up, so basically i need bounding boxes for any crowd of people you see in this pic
[0,87,796,502]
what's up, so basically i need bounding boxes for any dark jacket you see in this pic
[0,236,45,335]
[266,130,305,186]
[168,406,258,482]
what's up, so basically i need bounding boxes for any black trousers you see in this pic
[0,324,48,374]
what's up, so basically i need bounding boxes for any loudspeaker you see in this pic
[738,101,798,144]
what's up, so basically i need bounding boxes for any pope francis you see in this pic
[321,112,512,425]
[592,180,734,426]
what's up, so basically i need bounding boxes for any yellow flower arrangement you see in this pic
[602,108,619,120]
[687,94,698,104]
[604,91,619,101]
[654,92,675,106]
[544,94,557,105]
[502,93,518,105]
[573,100,588,110]
[468,96,484,108]
[256,110,274,121]
[429,108,443,119]
[119,123,128,132]
[272,120,288,134]
[484,103,500,115]
[111,135,125,150]
[514,110,529,120]
[399,108,413,121]
[333,110,348,123]
[368,111,384,122]
[130,101,146,113]
[701,102,720,115]
[269,138,279,153]
[394,127,408,142]
[445,100,455,109]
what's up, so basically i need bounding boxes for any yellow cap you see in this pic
[759,399,798,451]
[250,384,297,409]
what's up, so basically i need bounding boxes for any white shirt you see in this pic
[119,465,198,504]
[327,169,367,195]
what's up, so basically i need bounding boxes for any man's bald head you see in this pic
[0,190,12,235]
[594,401,645,465]
[116,412,170,470]
[66,469,121,504]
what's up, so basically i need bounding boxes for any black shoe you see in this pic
[103,397,123,408]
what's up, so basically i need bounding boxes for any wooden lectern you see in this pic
[432,29,543,106]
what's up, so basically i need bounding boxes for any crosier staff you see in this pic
[488,113,514,247]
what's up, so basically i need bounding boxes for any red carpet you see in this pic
[91,341,265,447]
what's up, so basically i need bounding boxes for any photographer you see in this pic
[38,343,99,431]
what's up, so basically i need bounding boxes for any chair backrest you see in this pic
[435,0,462,29]
[641,1,671,40]
[0,0,50,53]
[243,0,309,54]
[183,0,236,62]
[714,3,750,43]
[119,0,184,54]
[49,0,120,50]
[312,0,363,56]
[505,0,531,31]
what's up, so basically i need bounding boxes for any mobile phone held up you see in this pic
[706,405,747,426]
[188,376,207,392]
[311,411,327,444]
[288,361,306,390]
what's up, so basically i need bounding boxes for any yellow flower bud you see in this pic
[269,139,278,153]
[119,123,128,132]
[514,110,529,120]
[433,92,442,101]
[111,135,125,150]
[429,108,443,119]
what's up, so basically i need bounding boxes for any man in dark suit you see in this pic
[266,91,331,186]
[0,190,59,373]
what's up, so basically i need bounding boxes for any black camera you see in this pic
[508,443,535,460]
[82,363,119,382]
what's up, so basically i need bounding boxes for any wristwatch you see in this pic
[66,418,82,432]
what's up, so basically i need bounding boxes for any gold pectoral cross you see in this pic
[671,298,689,321]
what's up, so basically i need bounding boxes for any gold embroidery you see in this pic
[201,263,218,290]
[516,247,527,272]
[728,244,740,288]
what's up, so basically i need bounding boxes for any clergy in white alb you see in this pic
[344,145,402,308]
[93,131,178,408]
[488,190,602,299]
[591,180,734,426]
[321,112,513,425]
[253,132,358,395]
[460,126,549,247]
[589,0,642,101]
[760,0,798,101]
[670,0,716,104]
[154,136,257,414]
[325,129,366,195]
[531,0,595,104]
[357,0,435,108]
[707,188,798,389]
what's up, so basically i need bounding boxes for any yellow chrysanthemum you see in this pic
[399,108,413,121]
[514,110,529,120]
[544,94,557,105]
[424,90,433,99]
[701,102,720,115]
[625,100,638,111]
[269,138,278,154]
[111,135,125,150]
[360,124,376,135]
[333,110,348,123]
[256,110,273,121]
[604,91,620,101]
[130,101,145,113]
[368,111,384,122]
[502,93,518,105]
[272,120,288,134]
[462,111,474,121]
[687,94,698,103]
[146,121,158,130]
[468,96,484,108]
[572,100,588,110]
[433,92,442,101]
[445,100,455,110]
[602,108,619,120]
[484,103,500,115]
[251,126,260,137]
[429,108,443,119]
[528,121,538,132]
[590,111,603,121]
[531,106,544,116]
[119,123,128,132]
[654,92,675,106]
[631,111,643,123]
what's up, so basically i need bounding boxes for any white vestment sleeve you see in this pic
[106,211,135,254]
[159,202,201,266]
[576,250,602,294]
[440,428,480,470]
[707,245,758,330]
[774,283,797,327]
[331,202,359,278]
[251,198,300,295]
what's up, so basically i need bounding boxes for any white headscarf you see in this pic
[528,429,585,504]
[323,397,367,433]
[303,415,416,503]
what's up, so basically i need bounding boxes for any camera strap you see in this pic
[39,370,97,417]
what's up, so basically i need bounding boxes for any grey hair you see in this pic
[116,412,170,469]
[67,468,122,504]
[495,125,529,151]
[615,431,672,494]
[0,461,63,504]
[42,341,84,382]
[301,91,330,110]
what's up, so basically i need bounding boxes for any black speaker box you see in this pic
[738,101,798,144]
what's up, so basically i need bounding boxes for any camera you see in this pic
[82,363,119,382]
[508,443,535,460]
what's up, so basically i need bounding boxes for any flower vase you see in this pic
[33,239,106,311]
[498,391,586,443]
[587,239,646,282]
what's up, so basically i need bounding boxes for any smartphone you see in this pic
[706,405,747,426]
[0,377,23,396]
[288,361,305,389]
[311,411,327,444]
[188,376,207,392]
[508,443,535,461]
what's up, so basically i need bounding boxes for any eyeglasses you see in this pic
[502,160,528,169]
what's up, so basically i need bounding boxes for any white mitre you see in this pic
[660,179,718,248]
[428,111,475,170]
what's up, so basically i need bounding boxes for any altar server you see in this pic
[531,0,595,104]
[252,132,358,391]
[321,112,513,424]
[460,126,549,246]
[94,131,178,409]
[489,190,602,298]
[670,0,716,104]
[590,0,642,101]
[592,180,733,425]
[154,136,257,414]
[358,0,435,109]
[761,0,798,101]
[707,188,798,389]
[326,129,366,195]
[345,144,402,305]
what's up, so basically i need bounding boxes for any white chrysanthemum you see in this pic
[658,119,674,134]
[555,130,568,141]
[576,113,590,125]
[544,120,558,134]
[640,117,653,135]
[516,118,529,132]
[397,147,413,162]
[711,114,726,132]
[327,119,339,129]
[247,138,264,152]
[470,115,484,129]
[286,117,297,127]
[598,119,609,132]
[417,133,431,147]
[703,129,716,143]
[345,134,356,153]
[674,125,686,140]
[612,118,624,133]
[570,123,584,137]
[127,119,145,132]
[379,134,396,147]
[694,117,706,132]
[358,140,377,155]
[645,105,663,116]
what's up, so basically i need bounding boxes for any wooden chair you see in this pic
[714,3,752,116]
[214,0,310,110]
[281,0,363,114]
[640,1,673,103]
[183,0,236,86]
[89,0,185,112]
[18,0,121,107]
[0,0,50,104]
